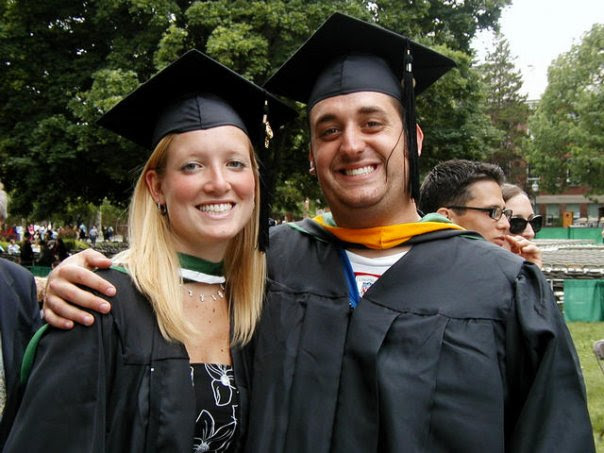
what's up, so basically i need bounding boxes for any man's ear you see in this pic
[308,147,316,175]
[416,125,424,157]
[436,207,452,219]
[145,170,164,204]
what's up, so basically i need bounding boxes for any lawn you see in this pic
[567,322,604,451]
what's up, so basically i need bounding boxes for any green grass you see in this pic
[567,322,604,451]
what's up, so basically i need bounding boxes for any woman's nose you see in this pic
[203,167,231,194]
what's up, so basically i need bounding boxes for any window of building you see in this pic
[546,204,560,226]
[565,204,580,220]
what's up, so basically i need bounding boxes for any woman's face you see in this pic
[146,126,256,261]
[505,193,536,240]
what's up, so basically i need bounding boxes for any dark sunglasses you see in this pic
[509,215,543,235]
[447,206,512,221]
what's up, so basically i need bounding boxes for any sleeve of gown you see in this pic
[3,312,114,453]
[506,263,595,453]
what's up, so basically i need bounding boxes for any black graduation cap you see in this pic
[98,49,297,250]
[264,12,456,202]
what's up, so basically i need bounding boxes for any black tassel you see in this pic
[403,42,420,202]
[258,99,274,252]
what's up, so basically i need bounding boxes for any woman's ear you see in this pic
[416,125,424,157]
[145,170,164,204]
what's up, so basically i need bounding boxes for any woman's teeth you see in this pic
[199,203,232,213]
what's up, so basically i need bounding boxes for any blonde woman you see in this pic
[3,50,293,452]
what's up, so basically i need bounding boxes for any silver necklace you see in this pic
[183,283,225,303]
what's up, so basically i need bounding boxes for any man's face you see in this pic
[308,91,420,228]
[445,180,510,247]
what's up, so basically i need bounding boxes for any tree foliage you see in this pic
[477,32,529,183]
[418,46,501,176]
[0,0,511,219]
[526,24,604,194]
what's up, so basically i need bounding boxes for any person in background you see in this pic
[18,232,34,267]
[51,237,69,267]
[105,225,114,241]
[420,159,542,267]
[2,49,294,452]
[78,223,87,240]
[502,183,543,241]
[0,183,42,428]
[36,240,54,267]
[6,240,19,256]
[88,225,98,246]
[40,13,593,452]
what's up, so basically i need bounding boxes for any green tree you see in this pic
[526,24,604,194]
[477,32,530,183]
[0,0,511,220]
[418,47,501,176]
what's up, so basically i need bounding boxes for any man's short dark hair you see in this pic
[419,159,505,215]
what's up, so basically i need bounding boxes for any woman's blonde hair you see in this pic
[113,133,266,345]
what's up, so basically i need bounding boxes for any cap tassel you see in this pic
[403,44,419,202]
[258,99,274,251]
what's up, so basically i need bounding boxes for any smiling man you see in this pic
[249,14,593,452]
[308,91,418,228]
[43,13,593,453]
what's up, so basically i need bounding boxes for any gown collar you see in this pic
[178,253,226,284]
[308,212,466,250]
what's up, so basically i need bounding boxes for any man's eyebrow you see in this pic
[313,105,389,126]
[313,113,337,127]
[358,105,388,116]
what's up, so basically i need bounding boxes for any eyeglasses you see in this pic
[447,206,512,221]
[509,215,543,235]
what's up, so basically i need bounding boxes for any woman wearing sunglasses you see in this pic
[503,183,543,268]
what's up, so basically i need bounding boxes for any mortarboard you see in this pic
[98,49,297,250]
[264,12,456,202]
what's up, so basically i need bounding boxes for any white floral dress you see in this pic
[191,363,239,453]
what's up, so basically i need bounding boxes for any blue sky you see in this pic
[472,0,604,100]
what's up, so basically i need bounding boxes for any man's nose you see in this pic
[498,214,511,230]
[340,126,364,155]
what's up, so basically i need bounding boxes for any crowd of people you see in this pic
[0,12,596,453]
[1,222,118,269]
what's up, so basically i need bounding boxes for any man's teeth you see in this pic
[345,166,374,176]
[200,203,232,213]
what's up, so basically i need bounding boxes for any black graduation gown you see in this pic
[3,269,251,453]
[244,220,594,453]
[0,258,42,427]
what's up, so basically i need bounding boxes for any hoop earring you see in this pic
[157,202,168,216]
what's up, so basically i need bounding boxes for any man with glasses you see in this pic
[420,159,542,266]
